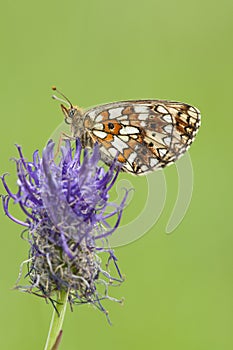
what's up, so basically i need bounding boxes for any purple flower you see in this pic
[1,139,128,321]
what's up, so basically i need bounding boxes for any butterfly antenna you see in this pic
[51,86,73,107]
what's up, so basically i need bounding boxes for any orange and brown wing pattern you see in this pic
[83,100,201,175]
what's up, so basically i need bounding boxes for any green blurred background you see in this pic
[1,0,232,349]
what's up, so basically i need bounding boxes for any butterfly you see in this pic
[52,87,201,175]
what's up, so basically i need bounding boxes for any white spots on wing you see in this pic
[164,124,173,134]
[109,107,124,119]
[88,111,98,120]
[181,134,189,143]
[120,126,140,135]
[138,113,148,120]
[112,136,128,153]
[158,148,167,157]
[92,130,107,139]
[188,106,200,117]
[162,114,173,123]
[156,105,168,114]
[189,106,197,113]
[93,123,104,130]
[123,162,134,172]
[108,148,118,157]
[150,158,159,167]
[127,151,137,164]
[163,137,172,146]
[169,107,180,115]
[141,165,149,171]
[134,106,150,113]
[140,121,146,127]
[188,112,197,120]
[121,120,130,126]
[118,135,130,142]
[95,114,103,122]
[99,146,110,156]
[130,134,138,139]
[189,116,198,125]
[117,115,128,121]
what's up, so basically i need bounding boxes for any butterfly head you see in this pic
[52,86,83,125]
[60,104,82,125]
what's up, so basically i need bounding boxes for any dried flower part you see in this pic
[1,140,128,320]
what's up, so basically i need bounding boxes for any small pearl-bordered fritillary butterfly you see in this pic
[52,87,201,175]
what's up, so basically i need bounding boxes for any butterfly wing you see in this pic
[83,100,201,175]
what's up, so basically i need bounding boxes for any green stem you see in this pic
[44,290,69,350]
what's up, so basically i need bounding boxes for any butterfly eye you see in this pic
[69,109,76,118]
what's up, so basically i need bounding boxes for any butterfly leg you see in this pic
[54,131,75,159]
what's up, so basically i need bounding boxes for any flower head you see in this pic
[1,139,128,320]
